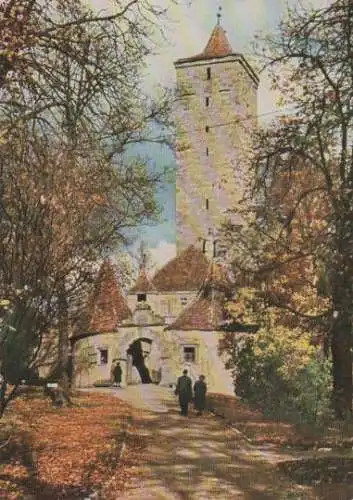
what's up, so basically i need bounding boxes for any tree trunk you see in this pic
[57,283,71,406]
[331,314,352,419]
[0,378,6,418]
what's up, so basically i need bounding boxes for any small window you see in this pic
[207,67,211,80]
[180,297,188,306]
[183,346,196,363]
[137,293,146,302]
[205,96,209,107]
[206,147,209,156]
[205,198,209,210]
[98,348,108,365]
[202,239,206,254]
[205,125,209,133]
[213,240,218,258]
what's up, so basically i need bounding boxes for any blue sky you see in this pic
[88,0,331,269]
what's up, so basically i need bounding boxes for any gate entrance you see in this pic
[126,338,152,384]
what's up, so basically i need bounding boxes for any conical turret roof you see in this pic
[88,260,132,332]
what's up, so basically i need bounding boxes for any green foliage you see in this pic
[230,325,332,425]
[0,308,40,384]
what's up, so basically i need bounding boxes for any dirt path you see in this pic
[93,386,314,500]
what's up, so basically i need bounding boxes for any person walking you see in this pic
[175,369,192,416]
[193,375,207,416]
[112,361,122,388]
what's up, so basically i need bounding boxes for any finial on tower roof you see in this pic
[217,6,222,26]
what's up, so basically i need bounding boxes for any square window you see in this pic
[98,348,108,365]
[183,346,196,363]
[137,293,146,302]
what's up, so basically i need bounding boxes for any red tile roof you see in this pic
[175,24,234,64]
[88,260,131,333]
[168,296,225,331]
[167,260,234,331]
[129,265,155,293]
[152,245,209,292]
[203,25,233,58]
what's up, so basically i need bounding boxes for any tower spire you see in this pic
[217,6,222,26]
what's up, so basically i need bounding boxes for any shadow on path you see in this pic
[109,386,313,500]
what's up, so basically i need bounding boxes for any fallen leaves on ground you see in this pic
[0,389,145,499]
[209,392,353,449]
[209,393,353,498]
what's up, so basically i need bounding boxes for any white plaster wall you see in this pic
[127,291,198,325]
[167,329,234,395]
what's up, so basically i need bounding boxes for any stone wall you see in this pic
[174,54,257,254]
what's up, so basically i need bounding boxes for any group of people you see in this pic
[110,363,207,417]
[175,369,207,417]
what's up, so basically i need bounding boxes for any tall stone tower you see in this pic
[174,10,259,257]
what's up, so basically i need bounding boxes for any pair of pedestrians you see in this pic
[175,369,207,416]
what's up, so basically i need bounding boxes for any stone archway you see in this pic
[126,338,153,384]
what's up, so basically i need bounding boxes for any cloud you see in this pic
[148,240,176,273]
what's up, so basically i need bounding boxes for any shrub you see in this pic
[230,325,332,424]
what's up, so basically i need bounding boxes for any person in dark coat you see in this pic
[113,362,122,387]
[175,369,192,416]
[193,375,207,416]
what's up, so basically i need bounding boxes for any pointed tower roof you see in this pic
[202,11,233,59]
[174,9,259,86]
[175,8,234,64]
[88,260,132,333]
[129,264,155,294]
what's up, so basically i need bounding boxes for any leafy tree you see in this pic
[0,0,177,414]
[224,0,353,418]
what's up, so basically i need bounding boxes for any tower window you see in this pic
[207,67,211,80]
[205,198,209,210]
[137,293,146,302]
[205,96,210,107]
[205,125,209,133]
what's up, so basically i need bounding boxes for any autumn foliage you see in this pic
[0,389,145,499]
